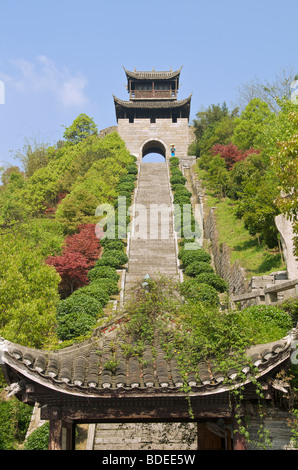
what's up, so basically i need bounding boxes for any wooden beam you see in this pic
[41,402,232,423]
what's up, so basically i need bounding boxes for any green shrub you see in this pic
[87,265,120,281]
[242,305,293,331]
[103,240,125,251]
[180,249,211,266]
[179,238,196,246]
[170,174,187,186]
[173,193,191,205]
[24,422,49,450]
[171,183,191,194]
[184,261,214,277]
[56,309,97,340]
[57,293,103,318]
[178,241,201,256]
[96,250,128,268]
[93,278,119,295]
[116,181,135,193]
[113,194,131,208]
[119,174,137,183]
[72,283,110,307]
[195,272,228,292]
[170,167,184,176]
[173,186,192,198]
[169,156,180,167]
[279,298,298,324]
[180,280,219,306]
[126,163,138,174]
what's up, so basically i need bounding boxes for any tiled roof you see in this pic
[1,313,296,400]
[123,67,182,81]
[113,94,192,110]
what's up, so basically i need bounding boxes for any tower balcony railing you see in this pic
[131,90,177,100]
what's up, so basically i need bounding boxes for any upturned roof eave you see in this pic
[1,328,296,402]
[113,94,192,110]
[123,66,183,82]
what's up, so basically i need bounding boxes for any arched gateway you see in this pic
[141,138,166,159]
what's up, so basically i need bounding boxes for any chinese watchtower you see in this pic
[113,67,194,162]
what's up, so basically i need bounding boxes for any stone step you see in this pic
[124,162,178,299]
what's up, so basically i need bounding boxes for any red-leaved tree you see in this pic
[45,223,101,297]
[46,251,90,297]
[63,223,101,267]
[210,143,260,170]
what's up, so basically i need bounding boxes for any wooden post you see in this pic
[49,412,63,450]
[233,418,247,450]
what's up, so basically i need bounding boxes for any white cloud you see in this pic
[0,55,89,107]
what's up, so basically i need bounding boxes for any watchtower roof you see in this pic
[123,67,182,82]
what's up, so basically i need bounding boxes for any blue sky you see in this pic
[0,0,297,167]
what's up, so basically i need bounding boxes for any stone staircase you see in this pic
[124,162,179,296]
[90,162,181,451]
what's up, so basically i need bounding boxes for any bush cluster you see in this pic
[55,159,137,341]
[169,158,200,240]
[169,170,228,303]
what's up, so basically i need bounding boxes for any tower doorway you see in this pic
[142,139,166,162]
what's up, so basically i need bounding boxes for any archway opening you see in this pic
[142,140,166,163]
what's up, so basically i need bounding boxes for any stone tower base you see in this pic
[117,118,194,161]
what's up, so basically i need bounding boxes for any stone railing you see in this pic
[231,278,298,310]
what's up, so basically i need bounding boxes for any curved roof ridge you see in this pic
[123,66,183,81]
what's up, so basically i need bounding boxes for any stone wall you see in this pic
[92,423,197,451]
[204,207,248,296]
[189,169,247,296]
[117,118,193,161]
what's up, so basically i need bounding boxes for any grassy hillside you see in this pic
[196,165,284,278]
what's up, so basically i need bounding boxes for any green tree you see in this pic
[63,114,98,144]
[15,138,50,177]
[232,98,273,151]
[0,234,60,348]
[272,110,298,255]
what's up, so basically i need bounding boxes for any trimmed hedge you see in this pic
[126,163,138,174]
[180,249,211,266]
[184,261,214,277]
[170,174,187,186]
[87,265,120,282]
[95,249,128,268]
[57,293,103,318]
[57,310,97,341]
[72,283,110,307]
[117,181,135,193]
[103,240,126,251]
[92,278,119,295]
[180,280,219,306]
[169,156,180,167]
[195,272,228,292]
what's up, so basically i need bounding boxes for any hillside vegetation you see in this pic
[189,98,298,276]
[0,114,134,348]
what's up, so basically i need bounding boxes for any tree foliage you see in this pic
[194,87,298,250]
[0,234,60,348]
[63,113,98,144]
